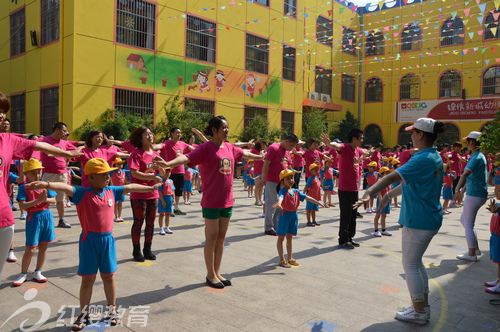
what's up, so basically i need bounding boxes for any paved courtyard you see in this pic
[1,181,499,332]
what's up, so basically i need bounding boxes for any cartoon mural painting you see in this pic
[126,54,147,70]
[215,70,226,92]
[188,69,211,93]
[243,74,258,98]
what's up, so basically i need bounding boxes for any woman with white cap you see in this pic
[354,117,445,325]
[454,131,488,262]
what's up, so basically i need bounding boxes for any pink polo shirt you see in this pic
[250,148,264,175]
[304,149,325,178]
[161,179,174,196]
[33,136,77,174]
[161,140,190,174]
[338,143,364,192]
[128,148,159,200]
[121,141,136,154]
[400,150,411,165]
[292,147,305,168]
[265,143,291,183]
[370,151,382,169]
[449,151,461,174]
[75,147,117,187]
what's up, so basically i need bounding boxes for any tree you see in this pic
[302,107,327,148]
[329,110,360,143]
[478,110,500,162]
[236,115,282,143]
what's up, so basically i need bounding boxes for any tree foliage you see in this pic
[478,110,500,162]
[236,115,282,143]
[329,110,360,143]
[301,107,327,148]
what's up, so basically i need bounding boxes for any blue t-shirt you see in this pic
[396,147,443,231]
[8,172,18,185]
[465,152,488,198]
[72,186,124,205]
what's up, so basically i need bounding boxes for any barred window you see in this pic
[365,77,383,102]
[40,87,59,136]
[400,74,420,100]
[284,0,297,18]
[10,8,25,57]
[281,111,294,137]
[482,66,500,96]
[244,106,267,128]
[10,94,25,134]
[186,16,216,63]
[366,31,384,56]
[439,70,461,98]
[116,0,156,51]
[184,97,215,115]
[440,17,464,47]
[341,74,355,102]
[315,67,332,95]
[254,0,270,6]
[317,16,333,47]
[342,27,356,56]
[398,124,413,145]
[485,10,500,40]
[283,46,296,81]
[41,0,60,46]
[246,33,269,75]
[401,24,421,52]
[115,88,154,120]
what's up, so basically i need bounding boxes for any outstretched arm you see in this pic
[152,155,191,169]
[35,142,84,159]
[305,195,325,208]
[122,183,161,195]
[242,150,264,161]
[25,181,74,197]
[320,133,341,151]
[353,171,402,209]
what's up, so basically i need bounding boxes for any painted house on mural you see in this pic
[0,0,499,146]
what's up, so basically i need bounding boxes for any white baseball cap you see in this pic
[297,140,305,145]
[405,118,436,133]
[462,131,481,140]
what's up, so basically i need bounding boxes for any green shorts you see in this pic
[202,207,233,219]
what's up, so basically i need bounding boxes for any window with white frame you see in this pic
[41,0,60,46]
[10,8,25,57]
[244,106,267,128]
[10,93,25,134]
[116,0,156,51]
[40,87,59,136]
[246,33,269,75]
[115,88,154,120]
[283,46,296,81]
[186,15,216,63]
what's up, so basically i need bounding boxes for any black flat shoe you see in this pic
[206,277,224,289]
[220,279,232,286]
[350,240,360,247]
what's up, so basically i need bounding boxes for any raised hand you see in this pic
[25,181,48,190]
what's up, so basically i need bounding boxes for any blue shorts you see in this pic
[158,195,173,214]
[442,185,453,200]
[490,233,500,264]
[375,197,390,215]
[367,184,377,198]
[306,201,319,211]
[247,178,255,186]
[391,182,401,190]
[276,211,298,237]
[26,209,56,247]
[323,178,334,191]
[78,231,117,276]
[183,180,193,192]
[243,173,248,181]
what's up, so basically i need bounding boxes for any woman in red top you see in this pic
[251,139,267,206]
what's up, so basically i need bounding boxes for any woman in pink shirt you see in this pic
[251,139,267,206]
[291,140,305,189]
[153,116,263,289]
[303,138,325,182]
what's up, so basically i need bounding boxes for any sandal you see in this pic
[288,258,299,266]
[490,299,500,306]
[105,310,121,326]
[72,313,89,331]
[279,260,291,268]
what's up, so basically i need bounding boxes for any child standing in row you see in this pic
[304,164,322,227]
[183,165,194,205]
[485,193,500,294]
[365,162,380,213]
[274,169,324,268]
[442,163,456,215]
[373,167,392,237]
[245,160,255,198]
[65,161,81,208]
[159,168,175,235]
[320,158,336,208]
[110,158,130,222]
[390,159,401,208]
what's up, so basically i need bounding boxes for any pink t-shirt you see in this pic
[75,147,118,187]
[184,143,197,154]
[102,145,124,154]
[32,136,77,174]
[185,168,194,181]
[161,178,174,196]
[304,149,325,178]
[265,143,291,183]
[292,147,305,168]
[307,177,321,201]
[111,170,127,186]
[370,151,382,169]
[187,141,244,209]
[338,143,364,192]
[400,150,411,165]
[250,149,264,174]
[128,148,160,200]
[121,141,136,154]
[0,134,36,228]
[449,151,461,174]
[161,140,190,174]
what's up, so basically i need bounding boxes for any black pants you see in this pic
[170,173,184,198]
[362,168,368,189]
[453,176,461,193]
[338,190,359,244]
[292,166,303,189]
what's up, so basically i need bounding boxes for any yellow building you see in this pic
[1,0,499,145]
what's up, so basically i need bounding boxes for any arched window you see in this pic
[441,17,464,46]
[365,77,383,102]
[436,123,460,146]
[482,66,500,96]
[363,124,383,147]
[400,74,420,100]
[439,70,461,98]
[485,10,500,40]
[366,30,384,56]
[480,122,492,132]
[398,123,413,146]
[401,24,421,52]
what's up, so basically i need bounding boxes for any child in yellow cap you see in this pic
[109,157,130,222]
[365,161,380,213]
[373,167,392,237]
[304,163,322,226]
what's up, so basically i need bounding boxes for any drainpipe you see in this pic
[59,0,64,124]
[357,7,363,128]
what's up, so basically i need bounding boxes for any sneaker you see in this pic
[159,228,166,235]
[186,201,192,205]
[395,306,427,325]
[313,221,321,226]
[445,210,451,214]
[374,230,382,237]
[12,274,27,287]
[117,218,124,222]
[244,188,248,191]
[356,212,363,218]
[485,285,500,294]
[395,204,401,208]
[114,218,119,222]
[398,305,430,321]
[306,222,315,227]
[476,249,482,256]
[33,271,47,283]
[254,201,261,206]
[443,210,451,215]
[339,242,355,249]
[174,209,186,216]
[20,213,26,220]
[260,214,265,218]
[456,252,478,262]
[485,279,499,287]
[58,219,71,228]
[7,250,17,262]
[183,201,188,205]
[381,230,392,236]
[165,228,173,234]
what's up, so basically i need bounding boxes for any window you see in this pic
[315,66,332,95]
[184,97,215,116]
[366,31,384,56]
[482,66,500,96]
[244,106,267,128]
[186,15,216,63]
[254,0,269,6]
[282,46,296,81]
[400,74,420,100]
[485,10,500,40]
[10,7,25,57]
[436,123,460,146]
[398,123,413,145]
[116,0,156,51]
[439,70,461,98]
[401,24,421,51]
[341,74,355,102]
[115,88,154,119]
[317,16,333,47]
[40,87,59,136]
[365,77,383,102]
[281,111,294,136]
[10,94,25,134]
[342,27,357,56]
[246,33,269,74]
[363,124,382,147]
[41,0,60,46]
[440,17,464,47]
[284,0,297,18]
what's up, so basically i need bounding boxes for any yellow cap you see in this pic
[386,156,394,161]
[247,160,254,163]
[368,161,378,168]
[113,157,125,164]
[379,166,390,174]
[84,158,118,175]
[279,169,297,181]
[23,158,44,172]
[391,159,400,165]
[309,163,320,171]
[165,167,171,171]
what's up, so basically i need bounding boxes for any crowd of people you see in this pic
[0,91,499,329]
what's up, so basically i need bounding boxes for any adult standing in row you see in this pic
[303,138,324,183]
[262,135,299,236]
[291,140,305,189]
[251,139,267,206]
[454,131,488,262]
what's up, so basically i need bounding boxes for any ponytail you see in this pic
[203,116,227,136]
[276,183,281,194]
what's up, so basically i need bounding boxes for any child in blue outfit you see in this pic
[304,163,322,227]
[274,169,324,268]
[390,159,402,208]
[442,163,457,215]
[245,160,256,198]
[365,161,380,213]
[183,165,194,205]
[159,168,175,235]
[485,192,500,294]
[373,167,392,237]
[320,158,337,208]
[12,159,57,287]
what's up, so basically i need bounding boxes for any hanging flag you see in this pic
[451,11,457,19]
[486,59,490,66]
[477,16,483,25]
[468,32,474,38]
[463,7,470,17]
[339,7,345,14]
[492,27,498,37]
[478,4,486,14]
[495,0,500,10]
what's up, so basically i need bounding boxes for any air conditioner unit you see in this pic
[320,93,331,102]
[308,91,319,100]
